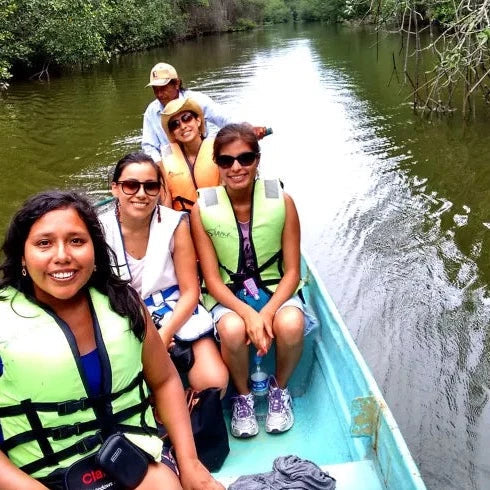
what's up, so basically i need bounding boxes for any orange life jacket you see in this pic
[161,138,219,211]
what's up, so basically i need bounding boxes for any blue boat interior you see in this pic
[216,332,384,489]
[214,258,426,490]
[93,200,424,489]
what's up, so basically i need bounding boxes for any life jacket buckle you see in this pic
[57,397,89,416]
[229,272,246,283]
[51,422,84,441]
[76,433,103,454]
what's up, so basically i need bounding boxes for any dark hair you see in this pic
[0,190,146,340]
[175,78,186,91]
[213,123,260,161]
[112,152,165,194]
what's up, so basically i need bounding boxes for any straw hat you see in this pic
[146,62,178,87]
[161,98,207,142]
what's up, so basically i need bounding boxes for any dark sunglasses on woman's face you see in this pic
[116,180,161,196]
[168,112,196,132]
[215,151,259,169]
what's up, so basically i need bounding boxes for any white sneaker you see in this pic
[231,393,259,438]
[265,376,294,434]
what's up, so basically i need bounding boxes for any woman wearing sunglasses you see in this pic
[190,124,304,439]
[0,190,223,490]
[160,98,220,212]
[99,152,228,396]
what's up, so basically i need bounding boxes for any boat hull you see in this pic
[215,253,426,490]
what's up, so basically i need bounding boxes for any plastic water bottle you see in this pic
[250,354,269,420]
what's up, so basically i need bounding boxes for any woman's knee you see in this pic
[273,307,304,345]
[217,313,247,351]
[189,338,229,391]
[136,462,181,490]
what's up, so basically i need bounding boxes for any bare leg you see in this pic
[136,462,181,490]
[273,306,304,388]
[217,312,249,394]
[188,337,229,396]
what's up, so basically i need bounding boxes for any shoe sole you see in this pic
[231,429,259,438]
[265,416,294,434]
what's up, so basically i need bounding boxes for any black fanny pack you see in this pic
[95,433,151,489]
[63,452,123,490]
[60,433,150,490]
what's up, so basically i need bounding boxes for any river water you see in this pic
[1,22,490,489]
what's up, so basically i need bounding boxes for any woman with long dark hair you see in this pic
[99,152,228,394]
[0,190,223,489]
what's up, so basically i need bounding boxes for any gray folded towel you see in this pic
[273,455,336,489]
[228,455,336,490]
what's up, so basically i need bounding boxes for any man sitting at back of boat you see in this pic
[141,62,267,167]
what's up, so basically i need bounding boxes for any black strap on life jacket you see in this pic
[215,250,284,294]
[174,195,195,212]
[0,371,144,418]
[0,372,157,475]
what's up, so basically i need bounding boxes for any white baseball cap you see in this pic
[146,63,178,87]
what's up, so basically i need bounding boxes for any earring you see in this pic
[21,266,27,277]
[93,265,97,272]
[115,199,121,222]
[157,204,161,223]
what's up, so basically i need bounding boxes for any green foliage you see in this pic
[297,0,348,22]
[104,0,182,53]
[0,0,18,86]
[427,0,455,24]
[2,0,392,87]
[16,0,110,66]
[263,0,292,24]
[233,18,257,31]
[368,1,490,117]
[476,28,490,45]
[343,0,370,20]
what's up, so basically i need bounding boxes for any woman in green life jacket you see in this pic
[0,190,223,490]
[190,123,304,440]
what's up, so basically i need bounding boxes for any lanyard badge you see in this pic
[243,278,260,300]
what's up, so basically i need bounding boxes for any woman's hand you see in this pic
[179,458,225,490]
[158,328,175,350]
[252,126,268,140]
[243,307,273,356]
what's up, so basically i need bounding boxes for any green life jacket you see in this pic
[198,179,286,310]
[0,287,161,478]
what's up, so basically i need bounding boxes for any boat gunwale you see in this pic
[302,250,426,489]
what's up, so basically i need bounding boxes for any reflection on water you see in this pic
[1,22,490,489]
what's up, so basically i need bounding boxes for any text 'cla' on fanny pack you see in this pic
[63,452,123,490]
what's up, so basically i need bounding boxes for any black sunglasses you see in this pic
[116,180,161,196]
[168,112,196,132]
[215,152,259,169]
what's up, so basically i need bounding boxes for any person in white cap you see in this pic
[142,62,267,166]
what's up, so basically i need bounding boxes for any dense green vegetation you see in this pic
[1,0,489,117]
[0,0,360,86]
[370,1,490,117]
[0,0,272,87]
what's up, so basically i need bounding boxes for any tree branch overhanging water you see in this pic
[368,0,490,118]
